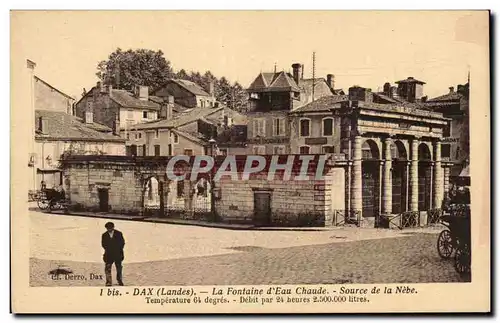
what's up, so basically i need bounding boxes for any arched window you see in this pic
[299,146,310,154]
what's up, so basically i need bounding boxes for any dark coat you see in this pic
[101,230,125,262]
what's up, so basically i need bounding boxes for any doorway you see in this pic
[392,162,407,214]
[98,188,109,212]
[362,161,379,218]
[253,190,272,225]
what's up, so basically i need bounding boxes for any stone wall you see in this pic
[66,164,143,214]
[214,168,345,227]
[61,155,346,227]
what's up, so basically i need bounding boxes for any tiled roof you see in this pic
[360,101,445,119]
[73,117,112,132]
[130,105,244,130]
[204,107,248,125]
[427,92,463,102]
[247,71,300,92]
[291,95,348,113]
[172,129,207,146]
[395,77,426,85]
[373,92,404,104]
[110,90,160,110]
[35,110,125,142]
[148,96,191,113]
[172,79,211,97]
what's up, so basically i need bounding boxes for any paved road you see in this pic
[29,210,470,286]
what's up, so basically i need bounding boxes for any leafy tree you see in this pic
[96,48,173,91]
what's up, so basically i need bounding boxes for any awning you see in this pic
[459,165,470,177]
[37,168,61,174]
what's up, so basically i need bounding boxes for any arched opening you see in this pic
[143,176,160,216]
[391,140,408,213]
[418,143,432,211]
[361,139,380,218]
[193,177,212,219]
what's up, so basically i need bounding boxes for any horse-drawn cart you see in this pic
[437,212,471,274]
[35,188,69,212]
[437,165,471,275]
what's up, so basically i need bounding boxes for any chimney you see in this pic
[85,101,94,124]
[113,114,120,135]
[38,116,48,134]
[301,64,304,79]
[326,74,335,90]
[165,95,175,120]
[137,85,149,101]
[208,81,215,97]
[291,63,302,86]
[390,86,398,99]
[421,96,428,102]
[449,86,454,93]
[383,83,391,96]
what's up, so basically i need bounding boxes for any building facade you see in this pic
[245,63,340,154]
[153,79,216,109]
[74,82,160,136]
[425,81,470,177]
[127,103,247,157]
[32,110,126,190]
[34,76,75,114]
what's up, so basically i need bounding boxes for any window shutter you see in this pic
[279,118,285,135]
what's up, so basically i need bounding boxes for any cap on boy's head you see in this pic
[105,222,115,229]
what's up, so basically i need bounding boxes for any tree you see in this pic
[96,48,173,91]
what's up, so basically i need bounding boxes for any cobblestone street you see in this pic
[29,209,470,287]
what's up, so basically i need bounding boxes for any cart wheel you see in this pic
[437,230,454,258]
[455,244,471,274]
[37,199,49,210]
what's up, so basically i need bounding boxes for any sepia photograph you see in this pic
[10,10,490,313]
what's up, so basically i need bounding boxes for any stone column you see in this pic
[433,140,444,209]
[350,136,363,216]
[409,138,419,212]
[382,138,392,215]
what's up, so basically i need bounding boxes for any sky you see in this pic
[11,11,486,100]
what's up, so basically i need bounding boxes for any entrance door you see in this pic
[98,188,109,212]
[418,163,431,211]
[392,163,407,214]
[253,191,271,225]
[362,162,379,218]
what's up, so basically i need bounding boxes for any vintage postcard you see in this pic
[10,10,490,313]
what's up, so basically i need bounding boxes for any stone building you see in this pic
[60,155,345,227]
[33,110,126,190]
[288,78,453,227]
[127,101,248,157]
[74,82,161,136]
[425,81,470,178]
[152,79,216,109]
[245,63,342,154]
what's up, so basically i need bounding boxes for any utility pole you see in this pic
[312,52,316,102]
